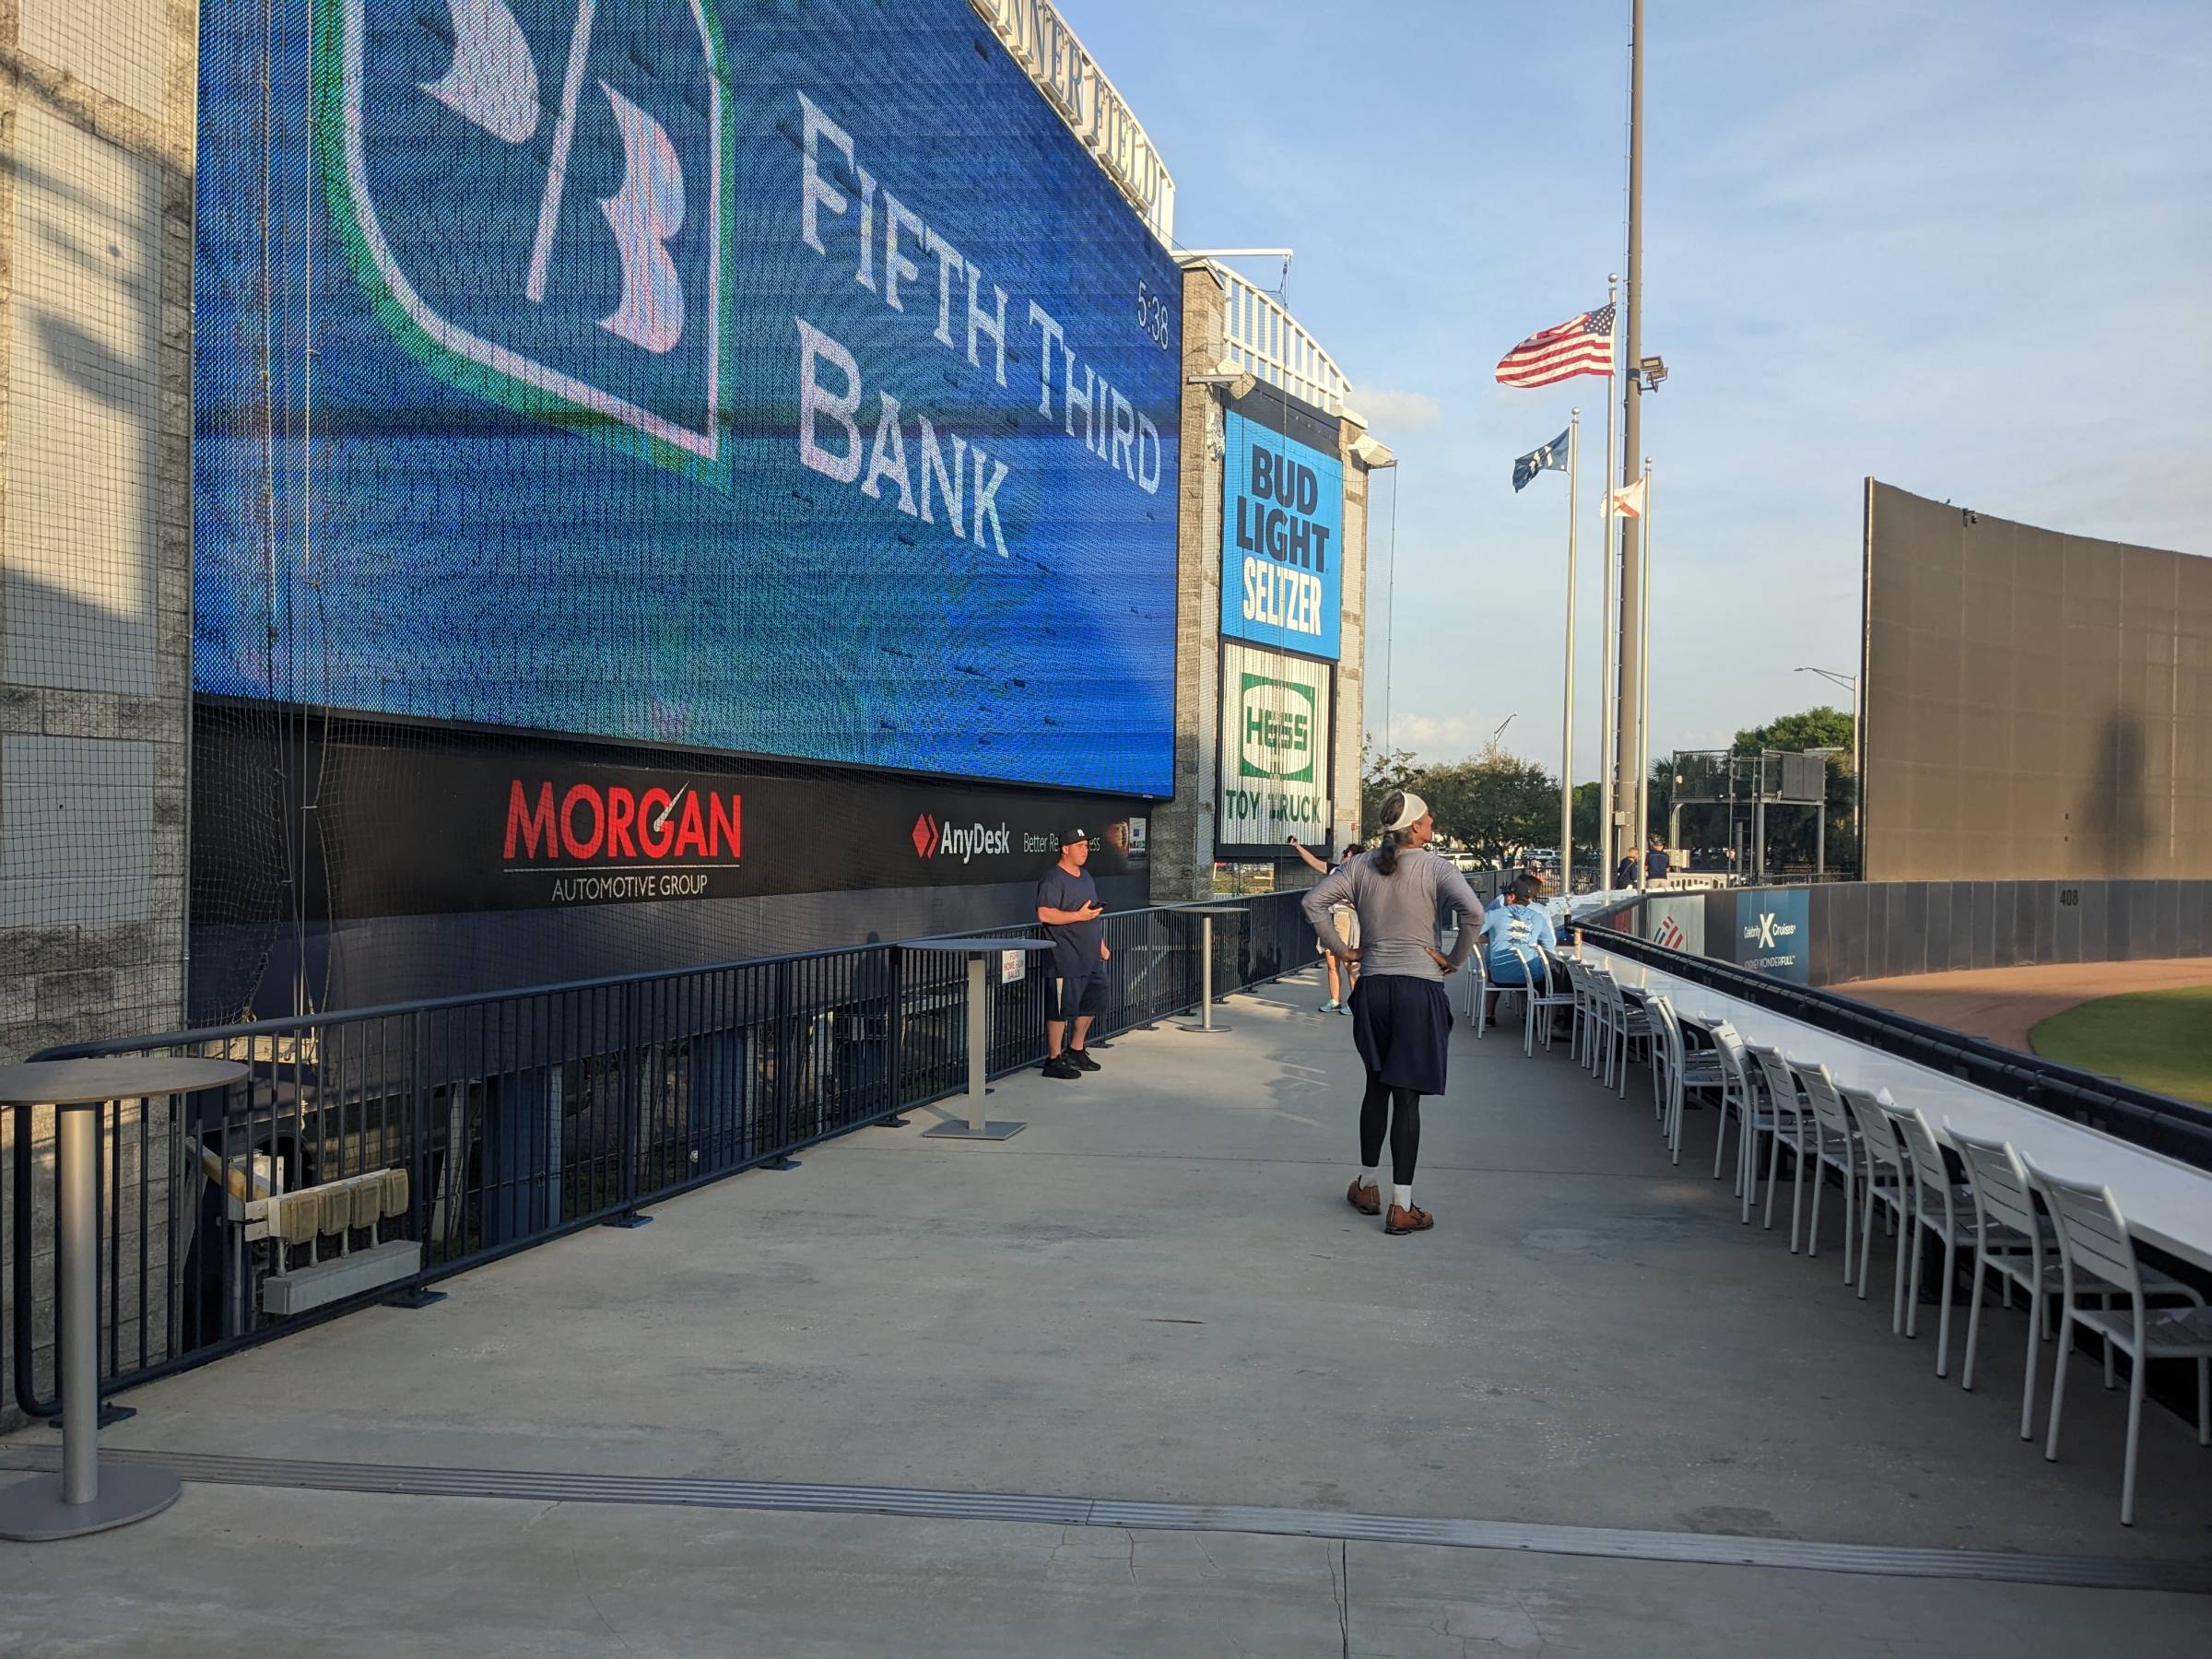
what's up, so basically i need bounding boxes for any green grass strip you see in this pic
[2030,985,2212,1108]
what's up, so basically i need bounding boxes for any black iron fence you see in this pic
[6,892,1316,1418]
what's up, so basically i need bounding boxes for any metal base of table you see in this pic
[0,1463,181,1541]
[1179,1021,1231,1034]
[923,1119,1027,1142]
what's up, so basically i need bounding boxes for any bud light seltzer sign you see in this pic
[1219,394,1345,660]
[1218,642,1331,850]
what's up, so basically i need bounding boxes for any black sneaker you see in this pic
[1066,1048,1101,1072]
[1041,1056,1081,1079]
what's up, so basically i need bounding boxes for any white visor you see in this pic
[1383,791,1429,833]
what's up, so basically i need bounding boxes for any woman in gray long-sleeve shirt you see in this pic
[1300,790,1483,1236]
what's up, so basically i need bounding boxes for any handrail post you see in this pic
[879,945,910,1127]
[600,982,654,1226]
[760,958,801,1170]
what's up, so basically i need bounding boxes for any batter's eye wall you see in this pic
[1863,480,2212,883]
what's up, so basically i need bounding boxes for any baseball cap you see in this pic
[1062,825,1090,845]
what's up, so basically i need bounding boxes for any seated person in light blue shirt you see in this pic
[1484,865,1539,913]
[1480,877,1559,986]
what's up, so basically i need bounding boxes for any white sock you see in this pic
[1357,1166,1378,1190]
[1393,1183,1414,1211]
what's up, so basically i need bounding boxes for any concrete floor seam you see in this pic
[6,1446,2205,1595]
[842,1144,1676,1179]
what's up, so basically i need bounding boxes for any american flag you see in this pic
[1495,303,1617,388]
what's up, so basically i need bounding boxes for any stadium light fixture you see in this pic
[1636,355,1667,390]
[1348,433,1395,469]
[1186,362,1258,399]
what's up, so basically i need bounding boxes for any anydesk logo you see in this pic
[912,813,1011,865]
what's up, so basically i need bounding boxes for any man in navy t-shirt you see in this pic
[1036,826,1112,1079]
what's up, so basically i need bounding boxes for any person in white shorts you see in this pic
[1290,836,1365,1013]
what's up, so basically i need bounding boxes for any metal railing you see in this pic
[6,891,1317,1417]
[1215,265,1348,416]
[1580,922,2212,1172]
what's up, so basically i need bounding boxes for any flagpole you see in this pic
[1636,457,1653,891]
[1559,409,1579,885]
[1597,274,1618,888]
[1615,0,1646,895]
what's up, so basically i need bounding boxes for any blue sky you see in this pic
[1059,0,2212,779]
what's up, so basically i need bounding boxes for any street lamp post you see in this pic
[1795,665,1860,860]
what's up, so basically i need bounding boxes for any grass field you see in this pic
[2029,984,2212,1106]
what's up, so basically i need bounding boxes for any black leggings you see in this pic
[1359,1073,1422,1185]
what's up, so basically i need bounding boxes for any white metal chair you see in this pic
[1583,959,1618,1079]
[1510,946,1577,1057]
[1564,955,1604,1071]
[1704,1023,1754,1185]
[1887,1100,2000,1378]
[1647,998,1724,1165]
[1743,1053,1814,1247]
[1556,954,1594,1067]
[1590,973,1653,1095]
[1794,1062,1866,1280]
[2026,1158,2212,1527]
[1947,1126,2059,1440]
[1841,1084,1913,1330]
[1739,1043,1811,1237]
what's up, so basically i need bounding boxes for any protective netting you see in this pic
[185,0,1182,1023]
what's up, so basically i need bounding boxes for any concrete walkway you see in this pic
[4,970,2209,1653]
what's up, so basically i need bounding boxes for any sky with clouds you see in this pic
[1058,0,2212,778]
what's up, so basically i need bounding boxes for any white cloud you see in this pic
[1381,710,1508,760]
[1348,385,1443,431]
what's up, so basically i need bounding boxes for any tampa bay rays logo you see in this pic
[316,0,729,472]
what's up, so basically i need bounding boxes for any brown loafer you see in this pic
[1346,1179,1381,1216]
[1384,1203,1434,1235]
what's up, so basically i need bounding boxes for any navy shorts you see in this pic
[1056,962,1108,1020]
[1349,974,1453,1096]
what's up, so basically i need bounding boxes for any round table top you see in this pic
[0,1056,249,1108]
[1180,905,1253,916]
[900,937,1058,954]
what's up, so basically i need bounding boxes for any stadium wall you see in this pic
[1612,877,2212,991]
[182,0,1189,1018]
[0,0,198,1430]
[1863,480,2212,882]
[1147,266,1373,900]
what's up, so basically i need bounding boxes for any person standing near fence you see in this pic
[1300,791,1482,1236]
[1288,834,1364,1013]
[1037,826,1111,1080]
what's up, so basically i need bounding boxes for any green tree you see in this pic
[1728,704,1858,874]
[1646,756,1674,846]
[1571,780,1602,851]
[1359,735,1418,840]
[1416,744,1557,866]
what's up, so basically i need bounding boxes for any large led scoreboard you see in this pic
[193,0,1182,797]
